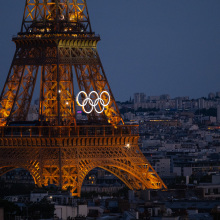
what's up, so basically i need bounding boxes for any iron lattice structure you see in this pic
[0,0,167,196]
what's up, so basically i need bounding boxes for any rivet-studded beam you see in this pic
[0,0,123,126]
[0,0,166,196]
[21,0,92,34]
[0,134,167,196]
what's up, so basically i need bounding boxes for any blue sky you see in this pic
[0,0,220,101]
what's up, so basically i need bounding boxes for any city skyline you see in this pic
[0,1,219,218]
[0,0,220,101]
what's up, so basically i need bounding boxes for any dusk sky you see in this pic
[0,0,220,101]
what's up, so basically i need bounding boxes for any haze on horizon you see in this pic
[0,0,219,102]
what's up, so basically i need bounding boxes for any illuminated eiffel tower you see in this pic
[0,0,166,196]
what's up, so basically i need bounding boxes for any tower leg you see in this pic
[40,64,76,125]
[0,62,39,125]
[74,63,122,125]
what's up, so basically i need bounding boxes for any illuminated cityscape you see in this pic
[0,1,220,220]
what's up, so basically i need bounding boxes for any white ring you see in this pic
[76,90,111,114]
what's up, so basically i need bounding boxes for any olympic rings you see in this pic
[76,91,111,114]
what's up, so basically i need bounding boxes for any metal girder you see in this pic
[0,135,167,196]
[0,62,39,126]
[21,0,92,34]
[0,36,123,126]
[39,63,76,125]
[0,167,16,176]
[0,0,123,127]
[0,0,167,197]
[74,62,123,125]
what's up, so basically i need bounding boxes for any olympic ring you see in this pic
[76,90,111,114]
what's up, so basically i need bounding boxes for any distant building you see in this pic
[55,204,87,219]
[144,119,180,128]
[134,93,146,104]
[134,93,146,110]
[124,112,135,121]
[148,96,160,101]
[175,98,182,109]
[155,158,171,176]
[173,161,220,177]
[30,192,48,202]
[197,175,220,199]
[1,168,34,184]
[198,98,205,109]
[208,93,215,99]
[27,104,38,121]
[174,97,189,109]
[160,94,170,100]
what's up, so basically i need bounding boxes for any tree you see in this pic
[195,108,217,117]
[28,198,55,219]
[0,199,20,220]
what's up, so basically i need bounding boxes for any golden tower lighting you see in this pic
[0,0,167,196]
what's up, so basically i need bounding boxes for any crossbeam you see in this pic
[0,125,139,138]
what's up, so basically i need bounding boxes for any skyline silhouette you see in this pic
[0,0,219,101]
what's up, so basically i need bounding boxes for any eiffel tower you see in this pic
[0,0,166,196]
